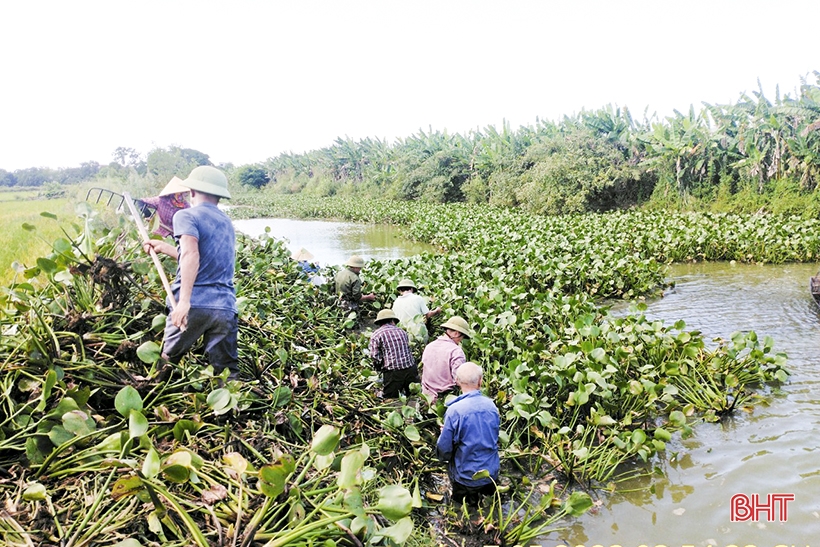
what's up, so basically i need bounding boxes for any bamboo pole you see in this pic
[122,192,178,309]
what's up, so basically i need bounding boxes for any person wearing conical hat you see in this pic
[334,255,376,311]
[391,278,442,344]
[291,248,319,277]
[368,309,418,398]
[420,315,474,402]
[142,166,239,382]
[135,176,190,237]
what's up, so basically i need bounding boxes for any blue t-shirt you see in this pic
[436,390,500,487]
[170,202,236,312]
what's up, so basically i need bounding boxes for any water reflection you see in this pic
[232,217,435,266]
[543,262,820,545]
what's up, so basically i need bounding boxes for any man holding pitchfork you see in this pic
[142,165,239,382]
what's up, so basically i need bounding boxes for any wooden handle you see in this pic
[123,192,178,309]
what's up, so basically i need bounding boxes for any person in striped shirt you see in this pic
[368,308,418,398]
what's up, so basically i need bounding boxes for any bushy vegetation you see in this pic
[1,195,794,545]
[7,72,820,219]
[247,72,820,216]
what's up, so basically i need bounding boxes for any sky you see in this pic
[1,0,818,171]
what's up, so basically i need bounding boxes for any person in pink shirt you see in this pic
[136,176,190,237]
[421,316,474,402]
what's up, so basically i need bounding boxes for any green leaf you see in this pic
[338,449,366,489]
[52,237,72,253]
[563,491,593,516]
[36,257,58,274]
[21,222,36,232]
[259,454,296,498]
[310,425,341,456]
[151,314,166,332]
[376,516,413,543]
[471,469,490,480]
[40,212,58,220]
[115,386,143,417]
[129,409,149,439]
[111,475,144,501]
[142,448,161,479]
[172,419,201,442]
[162,464,191,483]
[206,388,232,412]
[48,425,75,446]
[136,341,162,364]
[271,385,292,408]
[376,484,413,521]
[669,410,686,427]
[403,424,420,442]
[344,488,366,518]
[62,409,95,436]
[653,428,672,442]
[112,540,143,547]
[223,452,249,475]
[23,482,47,501]
[36,369,58,412]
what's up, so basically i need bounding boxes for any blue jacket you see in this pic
[436,390,500,487]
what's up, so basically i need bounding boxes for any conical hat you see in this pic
[291,248,315,262]
[159,176,189,196]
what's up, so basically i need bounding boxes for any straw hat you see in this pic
[440,316,474,338]
[180,166,231,199]
[159,176,189,196]
[345,255,366,268]
[374,309,399,324]
[291,248,315,262]
[396,278,417,292]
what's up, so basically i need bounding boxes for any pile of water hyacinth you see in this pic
[0,197,793,546]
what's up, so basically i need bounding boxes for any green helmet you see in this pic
[181,166,231,199]
[396,278,417,292]
[440,316,474,339]
[346,255,366,268]
[375,309,399,324]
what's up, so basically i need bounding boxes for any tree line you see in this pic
[254,71,820,216]
[6,71,820,215]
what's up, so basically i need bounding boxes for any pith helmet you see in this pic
[375,309,399,324]
[181,166,231,199]
[159,176,189,196]
[396,278,417,292]
[440,316,473,338]
[346,255,366,268]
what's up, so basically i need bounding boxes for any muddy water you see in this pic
[232,217,435,266]
[542,262,820,546]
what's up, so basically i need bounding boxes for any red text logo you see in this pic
[730,493,794,522]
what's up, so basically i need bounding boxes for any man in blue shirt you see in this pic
[436,361,500,506]
[143,166,238,381]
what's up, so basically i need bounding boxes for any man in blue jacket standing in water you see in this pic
[436,361,500,506]
[143,165,239,382]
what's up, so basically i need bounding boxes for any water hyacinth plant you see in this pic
[0,196,793,544]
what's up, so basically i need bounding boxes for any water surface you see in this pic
[544,262,820,545]
[232,217,434,266]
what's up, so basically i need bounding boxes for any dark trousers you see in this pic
[383,366,419,398]
[162,308,239,376]
[452,481,496,506]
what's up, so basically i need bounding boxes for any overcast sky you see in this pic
[1,1,818,171]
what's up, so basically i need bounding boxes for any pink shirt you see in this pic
[421,335,466,401]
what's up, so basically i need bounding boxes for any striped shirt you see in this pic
[369,323,415,371]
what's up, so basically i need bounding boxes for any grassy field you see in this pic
[0,188,41,201]
[0,197,73,285]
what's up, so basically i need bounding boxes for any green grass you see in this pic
[0,188,41,202]
[0,197,73,285]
